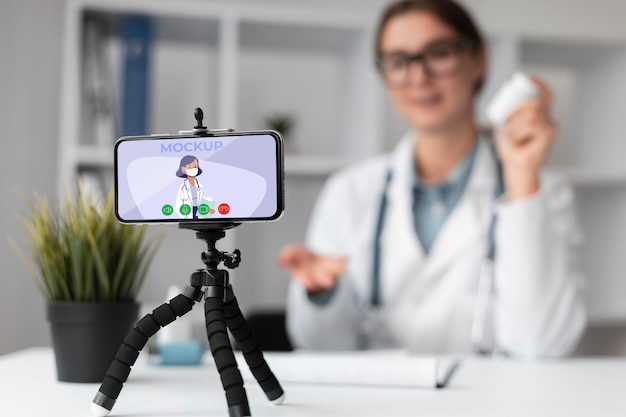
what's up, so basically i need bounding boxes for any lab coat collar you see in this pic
[387,131,497,191]
[426,138,498,263]
[386,131,498,212]
[382,132,499,302]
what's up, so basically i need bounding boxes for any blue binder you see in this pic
[121,16,152,136]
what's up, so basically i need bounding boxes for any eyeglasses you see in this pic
[376,38,478,88]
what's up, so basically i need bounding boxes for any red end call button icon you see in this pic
[218,203,230,215]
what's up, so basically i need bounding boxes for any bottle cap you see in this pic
[486,72,539,126]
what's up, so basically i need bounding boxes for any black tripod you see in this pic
[91,223,285,417]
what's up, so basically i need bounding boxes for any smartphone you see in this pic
[114,130,284,223]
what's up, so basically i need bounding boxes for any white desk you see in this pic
[1,347,625,416]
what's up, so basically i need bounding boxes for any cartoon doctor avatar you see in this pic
[175,155,211,219]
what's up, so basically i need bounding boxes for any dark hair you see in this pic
[375,0,485,92]
[175,155,203,178]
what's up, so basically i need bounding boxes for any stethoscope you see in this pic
[181,178,203,196]
[362,142,504,354]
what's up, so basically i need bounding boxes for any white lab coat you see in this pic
[286,134,586,358]
[175,178,205,219]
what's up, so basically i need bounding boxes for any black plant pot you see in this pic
[47,302,139,383]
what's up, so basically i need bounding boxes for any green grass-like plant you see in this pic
[9,189,162,302]
[264,112,295,138]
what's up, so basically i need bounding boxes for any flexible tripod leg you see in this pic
[224,285,285,404]
[91,293,198,417]
[204,295,251,417]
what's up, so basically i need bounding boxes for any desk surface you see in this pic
[1,348,626,417]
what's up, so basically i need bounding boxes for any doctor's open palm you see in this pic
[277,244,347,295]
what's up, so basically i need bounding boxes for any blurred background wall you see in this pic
[1,0,626,356]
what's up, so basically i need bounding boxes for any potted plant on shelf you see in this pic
[9,188,162,382]
[264,112,296,153]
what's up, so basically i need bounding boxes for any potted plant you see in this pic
[9,188,162,382]
[264,112,296,153]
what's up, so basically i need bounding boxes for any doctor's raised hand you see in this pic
[496,77,558,201]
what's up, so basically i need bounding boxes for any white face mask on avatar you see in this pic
[184,168,199,177]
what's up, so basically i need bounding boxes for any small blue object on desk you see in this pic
[157,341,204,366]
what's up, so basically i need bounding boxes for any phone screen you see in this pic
[114,131,283,223]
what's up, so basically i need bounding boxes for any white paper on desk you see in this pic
[236,350,459,389]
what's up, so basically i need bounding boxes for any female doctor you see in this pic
[175,155,205,219]
[278,0,586,358]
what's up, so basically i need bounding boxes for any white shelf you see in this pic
[72,144,351,177]
[284,154,352,176]
[75,145,114,167]
[60,0,626,186]
[557,168,626,187]
[58,0,378,192]
[73,144,626,183]
[57,0,626,320]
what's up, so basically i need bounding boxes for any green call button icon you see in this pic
[162,204,174,216]
[179,204,191,216]
[198,204,210,216]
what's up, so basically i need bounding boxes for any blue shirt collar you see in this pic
[412,140,479,194]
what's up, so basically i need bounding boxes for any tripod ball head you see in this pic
[194,107,206,129]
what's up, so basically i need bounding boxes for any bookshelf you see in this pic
[58,0,626,322]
